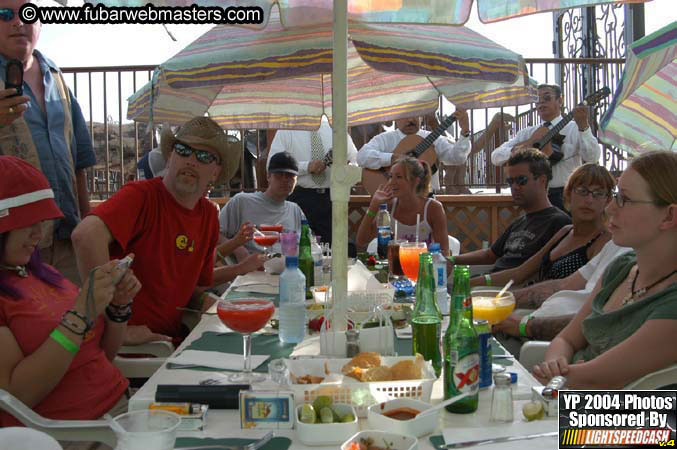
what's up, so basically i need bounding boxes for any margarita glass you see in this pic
[253,230,279,258]
[399,242,428,284]
[216,298,275,383]
[258,223,284,233]
[471,289,516,324]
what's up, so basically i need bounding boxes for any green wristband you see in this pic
[484,273,492,286]
[366,209,377,218]
[215,249,227,264]
[519,314,533,338]
[50,329,79,354]
[447,255,455,264]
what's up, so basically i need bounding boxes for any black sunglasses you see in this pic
[173,142,220,165]
[0,8,17,22]
[505,175,531,186]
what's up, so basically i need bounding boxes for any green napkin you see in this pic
[175,436,291,449]
[170,332,295,373]
[224,290,280,307]
[429,434,446,449]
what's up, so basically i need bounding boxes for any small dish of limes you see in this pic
[296,396,359,446]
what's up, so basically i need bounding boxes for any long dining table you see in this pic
[128,275,558,449]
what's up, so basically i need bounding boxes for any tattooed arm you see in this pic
[512,271,587,309]
[527,315,576,341]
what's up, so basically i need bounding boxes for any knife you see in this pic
[440,431,558,448]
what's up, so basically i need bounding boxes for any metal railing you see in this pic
[60,57,628,199]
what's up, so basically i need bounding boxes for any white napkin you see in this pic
[168,350,269,371]
[442,408,557,445]
[230,272,279,294]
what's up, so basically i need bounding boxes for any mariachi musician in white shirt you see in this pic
[491,84,601,211]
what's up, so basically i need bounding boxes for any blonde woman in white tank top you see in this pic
[356,157,450,256]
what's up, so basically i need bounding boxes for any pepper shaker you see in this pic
[345,329,360,357]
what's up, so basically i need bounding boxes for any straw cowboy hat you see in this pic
[160,117,240,185]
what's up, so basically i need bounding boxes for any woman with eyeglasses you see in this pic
[356,156,450,255]
[472,163,614,289]
[0,157,140,429]
[533,151,677,389]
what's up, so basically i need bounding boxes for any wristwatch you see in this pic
[519,314,534,338]
[461,130,471,138]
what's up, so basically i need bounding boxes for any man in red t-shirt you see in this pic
[72,117,240,343]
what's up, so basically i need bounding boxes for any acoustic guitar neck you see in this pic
[408,114,458,157]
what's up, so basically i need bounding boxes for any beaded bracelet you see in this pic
[105,304,132,323]
[50,329,79,354]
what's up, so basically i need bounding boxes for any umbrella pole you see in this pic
[330,0,353,332]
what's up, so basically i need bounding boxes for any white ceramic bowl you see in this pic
[296,403,359,446]
[367,397,437,438]
[341,430,418,450]
[263,256,285,274]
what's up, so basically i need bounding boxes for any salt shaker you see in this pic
[345,329,360,357]
[268,358,290,385]
[490,373,514,422]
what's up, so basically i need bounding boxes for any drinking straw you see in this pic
[393,220,398,241]
[493,279,514,304]
[415,213,420,242]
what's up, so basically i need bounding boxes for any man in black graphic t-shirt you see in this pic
[450,148,570,273]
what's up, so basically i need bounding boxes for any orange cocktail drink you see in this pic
[399,242,427,283]
[471,290,516,324]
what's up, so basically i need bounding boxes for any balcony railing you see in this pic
[61,57,627,200]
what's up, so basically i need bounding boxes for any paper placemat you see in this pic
[169,332,295,373]
[230,272,279,294]
[175,436,292,449]
[167,350,269,371]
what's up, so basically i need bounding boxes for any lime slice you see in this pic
[341,412,355,423]
[299,404,316,424]
[522,400,545,421]
[312,395,333,413]
[319,406,334,424]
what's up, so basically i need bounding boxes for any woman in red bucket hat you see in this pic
[0,156,141,429]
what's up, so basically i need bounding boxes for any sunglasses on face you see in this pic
[573,186,609,199]
[0,8,18,21]
[173,142,220,165]
[506,175,531,186]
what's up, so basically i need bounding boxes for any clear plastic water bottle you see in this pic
[376,203,392,259]
[429,243,450,315]
[311,235,324,286]
[279,256,306,344]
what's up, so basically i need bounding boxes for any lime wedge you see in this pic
[319,406,334,424]
[341,412,356,423]
[312,395,333,413]
[299,404,316,424]
[522,400,545,421]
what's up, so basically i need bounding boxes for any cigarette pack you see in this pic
[149,402,208,430]
[239,391,295,429]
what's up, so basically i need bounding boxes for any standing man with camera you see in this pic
[491,84,600,211]
[0,0,96,284]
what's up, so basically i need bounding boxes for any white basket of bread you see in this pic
[283,352,435,417]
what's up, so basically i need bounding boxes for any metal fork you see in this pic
[178,430,274,450]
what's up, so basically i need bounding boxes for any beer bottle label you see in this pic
[452,353,480,393]
[448,350,458,365]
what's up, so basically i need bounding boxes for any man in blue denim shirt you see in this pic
[0,0,96,284]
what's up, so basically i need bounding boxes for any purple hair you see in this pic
[0,235,65,299]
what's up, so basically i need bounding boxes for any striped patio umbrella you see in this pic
[128,19,537,129]
[100,0,651,25]
[599,21,676,155]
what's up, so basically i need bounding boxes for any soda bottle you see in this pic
[411,252,442,377]
[429,243,449,315]
[278,256,306,344]
[298,220,314,299]
[443,265,479,413]
[376,203,392,259]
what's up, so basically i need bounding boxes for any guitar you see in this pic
[515,87,610,164]
[361,114,458,195]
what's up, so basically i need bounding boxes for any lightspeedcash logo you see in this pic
[18,2,264,25]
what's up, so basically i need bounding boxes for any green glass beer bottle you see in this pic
[298,220,314,299]
[411,252,442,377]
[443,266,479,413]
